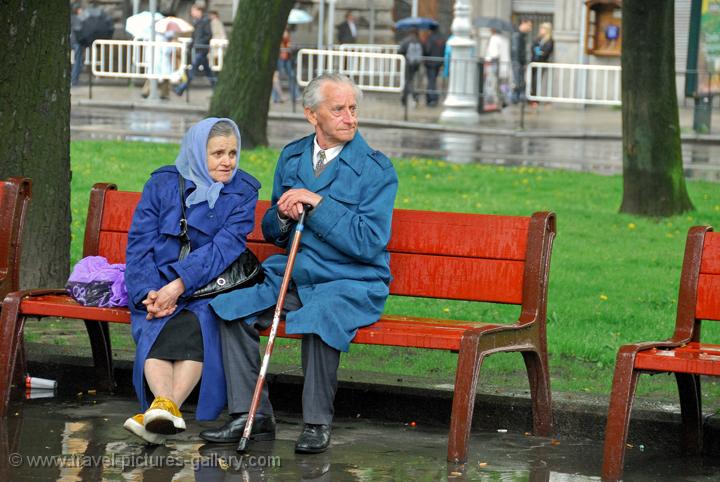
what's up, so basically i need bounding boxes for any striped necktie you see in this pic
[315,150,328,177]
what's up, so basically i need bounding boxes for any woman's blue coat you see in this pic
[211,132,398,352]
[125,165,259,420]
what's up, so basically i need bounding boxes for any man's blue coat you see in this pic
[211,132,399,352]
[125,165,259,420]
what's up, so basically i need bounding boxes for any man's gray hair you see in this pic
[302,73,363,110]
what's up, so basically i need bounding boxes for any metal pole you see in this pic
[232,0,239,19]
[327,0,336,49]
[133,0,140,16]
[318,0,325,49]
[412,0,419,17]
[148,0,159,100]
[369,0,376,44]
[440,0,480,124]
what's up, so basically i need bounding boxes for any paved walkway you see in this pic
[72,80,720,140]
[5,393,720,481]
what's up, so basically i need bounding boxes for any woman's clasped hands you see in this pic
[142,278,186,320]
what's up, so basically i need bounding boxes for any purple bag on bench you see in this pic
[66,256,128,308]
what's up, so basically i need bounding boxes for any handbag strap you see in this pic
[178,175,191,261]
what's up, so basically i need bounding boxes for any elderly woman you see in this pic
[123,117,260,444]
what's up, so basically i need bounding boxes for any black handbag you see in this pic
[178,175,263,298]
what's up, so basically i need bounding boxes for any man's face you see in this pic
[520,21,532,33]
[305,82,358,148]
[191,6,202,19]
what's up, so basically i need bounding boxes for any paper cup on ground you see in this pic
[25,388,56,400]
[25,376,57,390]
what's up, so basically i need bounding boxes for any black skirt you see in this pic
[147,310,204,362]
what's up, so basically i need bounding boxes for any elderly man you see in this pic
[202,73,398,454]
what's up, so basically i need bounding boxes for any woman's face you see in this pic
[206,134,238,183]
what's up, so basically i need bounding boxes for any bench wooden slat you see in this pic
[389,253,524,303]
[98,231,129,265]
[21,295,131,323]
[635,343,720,376]
[696,273,720,321]
[99,191,141,232]
[387,210,529,260]
[701,232,720,275]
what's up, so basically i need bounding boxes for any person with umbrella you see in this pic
[399,28,425,107]
[199,73,398,455]
[175,3,215,96]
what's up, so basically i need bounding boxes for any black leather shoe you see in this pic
[294,424,331,454]
[199,413,276,443]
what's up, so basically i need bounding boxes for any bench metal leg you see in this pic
[83,320,116,391]
[447,330,485,463]
[0,293,27,417]
[676,372,702,454]
[601,349,640,481]
[522,349,553,436]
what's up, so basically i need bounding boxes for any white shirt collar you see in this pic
[312,136,345,169]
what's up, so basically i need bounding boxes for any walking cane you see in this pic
[237,208,308,453]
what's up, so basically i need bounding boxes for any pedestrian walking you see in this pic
[530,22,554,104]
[424,27,446,107]
[511,19,532,103]
[277,27,301,102]
[175,3,216,96]
[485,28,511,107]
[399,29,424,106]
[337,11,358,44]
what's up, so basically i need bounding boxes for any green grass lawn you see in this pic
[50,140,720,400]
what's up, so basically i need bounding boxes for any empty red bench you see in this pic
[0,182,556,462]
[602,225,720,481]
[0,177,32,301]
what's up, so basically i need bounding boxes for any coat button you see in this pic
[208,213,214,218]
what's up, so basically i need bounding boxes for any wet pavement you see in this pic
[3,394,720,481]
[70,83,720,182]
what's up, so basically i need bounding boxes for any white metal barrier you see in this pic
[338,44,399,54]
[296,49,405,92]
[525,62,621,106]
[91,39,187,81]
[210,39,228,71]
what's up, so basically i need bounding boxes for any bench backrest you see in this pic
[674,227,720,341]
[0,177,32,298]
[85,184,555,318]
[695,228,720,322]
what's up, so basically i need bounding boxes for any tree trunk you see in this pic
[0,1,71,287]
[209,0,294,148]
[620,0,694,216]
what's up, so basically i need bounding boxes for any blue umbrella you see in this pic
[395,16,439,31]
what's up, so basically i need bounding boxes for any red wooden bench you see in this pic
[602,225,720,481]
[0,177,32,301]
[0,183,556,462]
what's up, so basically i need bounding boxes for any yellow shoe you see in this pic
[143,397,186,435]
[123,414,166,445]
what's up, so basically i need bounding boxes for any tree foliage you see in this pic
[620,0,694,216]
[0,0,71,286]
[209,0,294,148]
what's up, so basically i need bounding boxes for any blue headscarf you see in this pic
[175,117,242,209]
